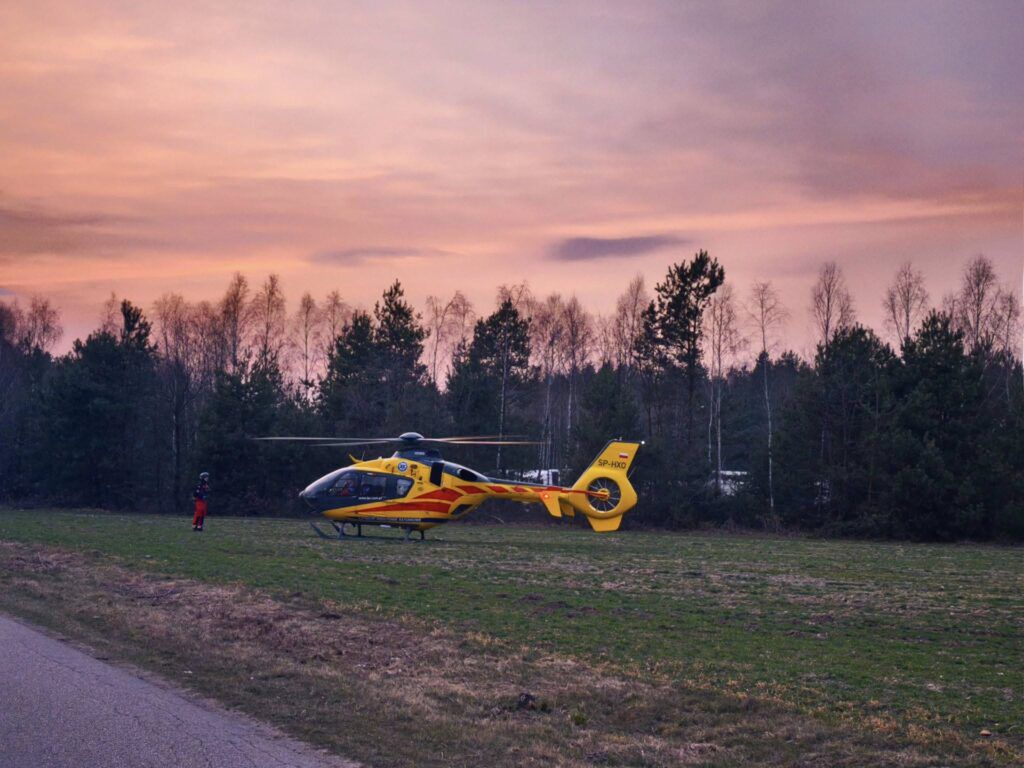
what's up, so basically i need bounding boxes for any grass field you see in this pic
[1,508,1020,767]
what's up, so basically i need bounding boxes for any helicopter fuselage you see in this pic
[300,440,641,533]
[300,450,578,531]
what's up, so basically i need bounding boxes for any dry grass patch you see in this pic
[0,540,1013,767]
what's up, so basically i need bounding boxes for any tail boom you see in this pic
[470,441,641,532]
[507,441,641,532]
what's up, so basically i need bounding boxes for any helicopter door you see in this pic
[429,461,444,486]
[390,477,414,498]
[357,473,387,500]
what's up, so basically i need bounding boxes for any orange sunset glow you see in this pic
[2,0,1021,348]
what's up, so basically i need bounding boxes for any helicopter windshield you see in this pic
[302,469,345,498]
[329,472,359,497]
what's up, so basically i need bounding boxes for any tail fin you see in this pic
[566,441,642,532]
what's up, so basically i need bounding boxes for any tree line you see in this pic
[0,253,1021,540]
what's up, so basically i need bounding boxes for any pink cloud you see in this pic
[1,0,1019,351]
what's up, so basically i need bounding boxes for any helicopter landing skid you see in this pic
[309,521,425,542]
[309,521,363,539]
[402,526,426,543]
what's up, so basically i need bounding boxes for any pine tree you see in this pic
[196,361,290,515]
[44,300,158,507]
[644,252,725,443]
[447,299,533,470]
[373,281,433,431]
[891,312,987,539]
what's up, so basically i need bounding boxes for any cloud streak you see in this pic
[310,247,455,265]
[549,235,688,262]
[0,204,109,256]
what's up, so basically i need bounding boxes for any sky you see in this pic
[1,0,1021,352]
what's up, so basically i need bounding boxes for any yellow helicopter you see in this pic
[256,432,641,540]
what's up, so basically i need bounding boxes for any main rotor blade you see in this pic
[443,440,544,446]
[251,436,392,443]
[426,435,528,443]
[306,440,398,448]
[251,434,542,447]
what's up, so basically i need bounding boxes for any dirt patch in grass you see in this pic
[1,541,1016,767]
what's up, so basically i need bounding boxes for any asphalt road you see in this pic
[0,614,357,768]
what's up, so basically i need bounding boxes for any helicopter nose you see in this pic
[299,486,316,509]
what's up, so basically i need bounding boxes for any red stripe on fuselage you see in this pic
[416,488,461,502]
[456,483,559,496]
[361,501,452,514]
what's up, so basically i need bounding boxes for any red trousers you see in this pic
[193,500,207,528]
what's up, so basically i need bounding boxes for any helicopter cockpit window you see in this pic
[358,474,388,499]
[327,471,358,498]
[323,471,412,501]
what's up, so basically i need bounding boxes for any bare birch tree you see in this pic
[318,290,351,368]
[991,289,1022,403]
[705,284,745,495]
[560,296,595,439]
[992,291,1022,360]
[251,274,288,369]
[811,261,855,347]
[612,274,649,371]
[424,291,475,386]
[292,292,321,396]
[810,262,854,474]
[0,296,63,355]
[949,255,1002,353]
[220,273,252,373]
[530,293,566,467]
[190,300,225,384]
[99,292,121,335]
[424,295,449,386]
[747,281,788,520]
[15,297,63,352]
[154,293,201,510]
[882,262,929,345]
[497,282,533,314]
[593,313,616,367]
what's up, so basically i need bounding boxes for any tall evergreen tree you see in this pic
[373,280,433,431]
[571,363,642,474]
[774,328,897,534]
[0,306,56,498]
[45,300,158,507]
[816,326,897,532]
[891,312,988,540]
[643,252,725,442]
[196,361,293,515]
[320,311,382,435]
[447,299,533,470]
[319,282,434,437]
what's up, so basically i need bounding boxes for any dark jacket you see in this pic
[192,481,210,502]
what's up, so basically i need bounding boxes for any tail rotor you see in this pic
[564,441,642,532]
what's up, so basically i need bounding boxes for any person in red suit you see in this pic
[192,472,210,531]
